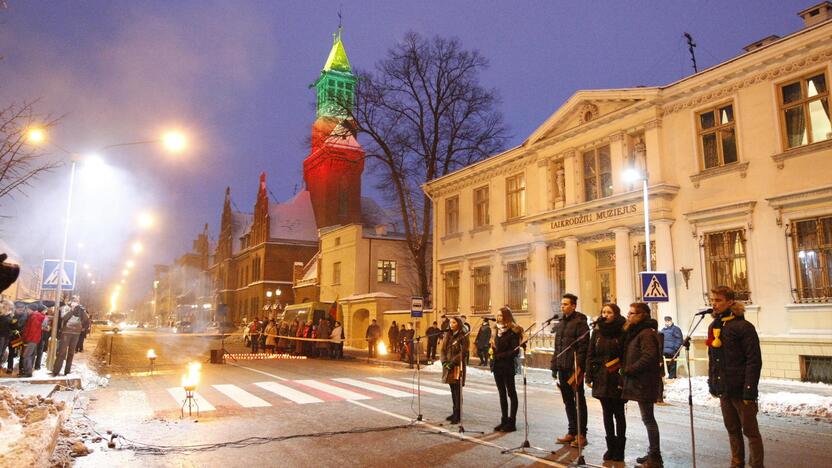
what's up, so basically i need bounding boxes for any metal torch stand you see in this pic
[671,312,707,468]
[181,388,200,418]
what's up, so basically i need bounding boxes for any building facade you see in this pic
[424,4,832,381]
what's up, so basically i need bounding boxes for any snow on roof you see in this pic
[231,212,253,254]
[268,190,318,242]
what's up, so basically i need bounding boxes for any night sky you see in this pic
[0,0,811,303]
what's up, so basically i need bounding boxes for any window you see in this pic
[444,271,460,313]
[780,72,832,149]
[445,196,459,234]
[334,237,341,246]
[704,229,751,301]
[583,145,612,201]
[377,260,397,284]
[698,103,738,169]
[472,266,491,313]
[505,174,525,219]
[550,255,566,302]
[791,216,832,302]
[332,262,341,285]
[506,261,528,311]
[474,186,490,227]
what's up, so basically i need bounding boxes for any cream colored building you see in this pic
[423,3,832,381]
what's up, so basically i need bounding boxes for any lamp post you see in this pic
[623,168,652,271]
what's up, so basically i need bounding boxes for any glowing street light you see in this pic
[122,269,129,277]
[138,212,155,229]
[622,167,652,271]
[161,130,188,154]
[120,279,126,284]
[126,260,135,269]
[26,127,46,144]
[132,242,143,254]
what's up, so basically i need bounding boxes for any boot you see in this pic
[569,434,588,448]
[613,436,626,462]
[445,414,455,421]
[636,454,649,464]
[556,433,575,444]
[603,436,615,461]
[494,416,507,432]
[637,452,663,468]
[500,417,516,432]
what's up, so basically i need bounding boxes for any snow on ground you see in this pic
[664,376,832,420]
[0,386,65,466]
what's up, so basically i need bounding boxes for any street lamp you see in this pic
[622,167,652,271]
[137,212,155,230]
[26,127,46,145]
[132,242,143,254]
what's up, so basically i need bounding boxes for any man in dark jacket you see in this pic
[365,319,381,358]
[707,286,763,468]
[52,304,89,376]
[426,321,440,363]
[660,316,683,378]
[550,293,590,448]
[474,321,492,366]
[388,321,399,354]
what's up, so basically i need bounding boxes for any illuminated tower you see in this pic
[303,27,365,229]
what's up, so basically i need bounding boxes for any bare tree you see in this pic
[0,101,60,205]
[340,32,509,299]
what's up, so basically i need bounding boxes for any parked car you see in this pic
[92,320,119,333]
[174,321,193,334]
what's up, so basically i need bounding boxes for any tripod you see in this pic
[502,321,550,455]
[216,331,237,364]
[411,328,443,423]
[671,311,708,468]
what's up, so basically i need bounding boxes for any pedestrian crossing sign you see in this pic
[640,271,669,302]
[41,259,77,291]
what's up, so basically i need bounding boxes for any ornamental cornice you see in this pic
[578,231,616,244]
[765,184,832,226]
[532,101,658,151]
[683,200,756,236]
[429,152,537,197]
[662,47,832,115]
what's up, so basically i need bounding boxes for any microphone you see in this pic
[694,308,714,317]
[544,313,561,324]
[589,316,603,327]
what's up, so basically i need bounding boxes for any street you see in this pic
[69,332,832,467]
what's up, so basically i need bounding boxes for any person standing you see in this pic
[586,304,627,462]
[263,319,277,354]
[34,304,50,370]
[403,323,415,365]
[491,306,523,432]
[249,319,260,353]
[365,319,381,358]
[0,300,16,373]
[20,304,46,377]
[622,302,664,468]
[707,286,763,468]
[475,321,492,367]
[52,304,89,376]
[660,316,683,379]
[441,316,468,424]
[388,321,399,354]
[76,309,91,353]
[550,293,590,448]
[426,321,440,363]
[316,317,331,358]
[330,321,344,359]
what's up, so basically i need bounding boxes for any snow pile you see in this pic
[0,386,65,465]
[664,377,832,421]
[73,362,109,390]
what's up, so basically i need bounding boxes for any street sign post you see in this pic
[41,259,76,291]
[410,296,424,318]
[640,271,669,302]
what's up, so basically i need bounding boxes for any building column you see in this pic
[459,260,471,314]
[564,236,580,297]
[531,241,551,325]
[612,227,634,308]
[491,256,505,311]
[654,219,678,322]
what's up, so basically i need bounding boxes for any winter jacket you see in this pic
[550,311,590,373]
[475,325,492,351]
[440,329,469,385]
[264,323,277,347]
[21,311,45,343]
[426,326,440,345]
[0,312,16,338]
[621,318,664,403]
[586,315,626,400]
[277,322,290,348]
[388,325,399,344]
[366,323,381,340]
[316,320,331,349]
[491,324,522,374]
[330,326,343,343]
[661,323,683,355]
[707,302,762,400]
[61,306,89,335]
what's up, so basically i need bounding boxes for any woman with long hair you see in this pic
[440,316,469,424]
[490,306,523,432]
[586,303,627,461]
[622,302,664,468]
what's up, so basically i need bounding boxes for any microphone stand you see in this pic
[502,321,550,455]
[671,311,708,468]
[452,328,482,435]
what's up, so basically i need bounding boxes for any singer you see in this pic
[490,306,524,432]
[441,316,469,424]
[550,293,590,448]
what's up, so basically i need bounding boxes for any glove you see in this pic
[742,389,757,402]
[551,369,558,379]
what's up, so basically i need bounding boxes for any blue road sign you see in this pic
[411,296,424,318]
[640,271,669,302]
[41,259,77,291]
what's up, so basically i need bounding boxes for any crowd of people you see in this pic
[0,297,91,378]
[243,316,345,359]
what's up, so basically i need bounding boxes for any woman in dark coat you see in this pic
[440,317,469,424]
[586,303,627,461]
[490,306,523,432]
[621,302,664,468]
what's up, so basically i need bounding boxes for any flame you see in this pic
[378,341,388,356]
[181,361,201,390]
[146,349,157,359]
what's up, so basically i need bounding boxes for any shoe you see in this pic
[446,414,455,421]
[556,433,575,444]
[500,418,516,432]
[613,436,626,462]
[494,417,507,432]
[569,434,588,448]
[636,454,649,464]
[449,417,460,424]
[603,436,615,460]
[637,452,663,468]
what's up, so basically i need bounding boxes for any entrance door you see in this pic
[595,248,617,306]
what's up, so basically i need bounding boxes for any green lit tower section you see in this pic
[313,28,356,118]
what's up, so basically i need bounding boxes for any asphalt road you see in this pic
[73,330,832,468]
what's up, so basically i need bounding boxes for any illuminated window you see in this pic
[377,260,397,284]
[474,186,490,227]
[472,266,491,313]
[505,174,525,219]
[444,271,460,313]
[583,145,612,201]
[445,196,459,234]
[780,72,831,149]
[698,103,738,169]
[506,261,528,311]
[792,216,832,302]
[332,262,341,285]
[704,229,751,301]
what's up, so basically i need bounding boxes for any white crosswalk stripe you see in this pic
[368,377,451,395]
[212,384,272,408]
[296,379,370,400]
[254,381,323,404]
[401,378,494,394]
[333,378,412,398]
[167,387,216,411]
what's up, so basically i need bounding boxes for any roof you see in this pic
[323,30,351,73]
[268,190,318,242]
[361,197,393,227]
[231,212,253,254]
